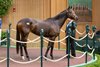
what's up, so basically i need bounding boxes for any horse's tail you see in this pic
[16,25,20,54]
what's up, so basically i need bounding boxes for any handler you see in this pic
[65,19,77,57]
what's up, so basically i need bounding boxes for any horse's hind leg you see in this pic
[45,37,55,59]
[50,43,54,59]
[20,32,30,60]
[20,44,25,60]
[22,34,30,61]
[23,44,30,61]
[49,37,56,59]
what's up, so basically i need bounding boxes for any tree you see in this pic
[0,0,12,17]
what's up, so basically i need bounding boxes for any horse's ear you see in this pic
[68,6,72,10]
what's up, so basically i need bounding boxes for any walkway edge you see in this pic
[69,55,97,67]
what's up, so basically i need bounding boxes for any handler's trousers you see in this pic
[66,37,76,57]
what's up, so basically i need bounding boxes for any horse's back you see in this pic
[17,18,36,24]
[16,18,59,37]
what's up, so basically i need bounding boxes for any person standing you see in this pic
[65,19,77,57]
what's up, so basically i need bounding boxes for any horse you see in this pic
[16,7,78,60]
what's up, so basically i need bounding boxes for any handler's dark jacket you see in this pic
[65,20,77,56]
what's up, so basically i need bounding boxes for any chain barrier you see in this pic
[75,42,86,47]
[75,29,86,35]
[70,52,87,59]
[87,44,93,50]
[88,49,95,56]
[0,28,96,65]
[0,58,7,63]
[10,56,40,64]
[88,33,95,39]
[0,38,7,42]
[43,36,68,42]
[10,37,40,43]
[70,34,87,41]
[43,54,68,62]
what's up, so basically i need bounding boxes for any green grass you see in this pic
[80,54,100,67]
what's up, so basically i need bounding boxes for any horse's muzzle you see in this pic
[75,16,78,21]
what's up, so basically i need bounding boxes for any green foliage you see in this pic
[1,31,7,39]
[0,0,12,17]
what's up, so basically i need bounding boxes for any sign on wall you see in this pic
[68,0,92,22]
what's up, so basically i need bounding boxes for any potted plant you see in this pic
[0,0,12,17]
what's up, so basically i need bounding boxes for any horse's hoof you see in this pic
[44,54,47,58]
[17,52,19,54]
[51,57,54,60]
[44,55,47,60]
[50,55,54,59]
[21,56,25,60]
[28,58,32,61]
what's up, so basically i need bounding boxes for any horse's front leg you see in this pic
[49,37,55,59]
[50,42,54,59]
[44,41,51,58]
[45,37,55,59]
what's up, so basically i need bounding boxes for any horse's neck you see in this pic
[57,16,67,28]
[52,11,67,28]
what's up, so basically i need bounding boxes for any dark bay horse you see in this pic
[16,7,78,60]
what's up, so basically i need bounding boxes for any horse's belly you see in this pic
[31,23,59,37]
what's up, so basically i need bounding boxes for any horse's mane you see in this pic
[44,9,67,21]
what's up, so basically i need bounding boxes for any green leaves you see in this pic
[1,31,7,39]
[0,0,12,17]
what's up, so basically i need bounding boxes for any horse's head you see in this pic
[66,6,78,21]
